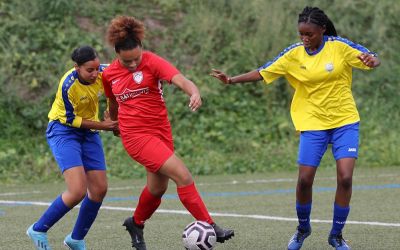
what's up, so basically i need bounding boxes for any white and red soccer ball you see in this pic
[182,221,217,250]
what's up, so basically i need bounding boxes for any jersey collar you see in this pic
[305,36,327,56]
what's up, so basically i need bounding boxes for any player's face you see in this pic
[118,47,143,72]
[298,22,325,51]
[76,57,100,84]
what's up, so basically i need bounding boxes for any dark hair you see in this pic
[298,6,337,36]
[107,16,145,53]
[71,46,98,66]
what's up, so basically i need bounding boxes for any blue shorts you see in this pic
[297,122,360,167]
[46,121,106,173]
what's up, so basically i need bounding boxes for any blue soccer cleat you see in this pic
[287,227,311,250]
[63,233,86,250]
[328,234,351,250]
[26,224,52,250]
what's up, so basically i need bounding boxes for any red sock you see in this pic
[177,182,214,224]
[133,186,161,226]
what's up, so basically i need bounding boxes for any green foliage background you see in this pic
[0,0,399,182]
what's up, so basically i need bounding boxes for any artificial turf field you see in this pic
[1,166,399,249]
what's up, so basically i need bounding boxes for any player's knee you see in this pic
[176,172,193,186]
[91,184,108,201]
[338,176,352,190]
[297,176,313,190]
[99,185,108,198]
[151,186,167,197]
[68,188,87,202]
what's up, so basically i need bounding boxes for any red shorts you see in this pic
[121,133,174,172]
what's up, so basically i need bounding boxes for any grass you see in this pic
[1,166,399,249]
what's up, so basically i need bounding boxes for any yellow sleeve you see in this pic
[340,39,375,70]
[258,56,288,84]
[67,91,83,128]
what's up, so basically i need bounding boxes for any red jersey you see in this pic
[102,51,180,135]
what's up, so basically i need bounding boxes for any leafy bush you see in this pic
[1,0,399,183]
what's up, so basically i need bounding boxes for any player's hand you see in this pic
[189,93,202,112]
[210,69,231,84]
[100,119,119,131]
[358,53,381,68]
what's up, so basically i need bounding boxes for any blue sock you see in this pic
[71,195,102,240]
[296,201,312,231]
[330,203,350,236]
[33,195,71,232]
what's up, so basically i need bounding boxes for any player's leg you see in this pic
[327,158,354,250]
[133,171,168,226]
[64,170,107,250]
[287,166,316,250]
[123,172,168,250]
[27,123,86,250]
[27,167,87,250]
[288,130,328,250]
[65,133,108,249]
[328,122,359,249]
[159,153,234,243]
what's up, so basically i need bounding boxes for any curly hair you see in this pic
[298,6,337,36]
[107,16,145,52]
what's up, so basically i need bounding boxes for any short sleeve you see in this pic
[101,71,114,99]
[149,53,180,83]
[258,53,289,84]
[338,37,376,70]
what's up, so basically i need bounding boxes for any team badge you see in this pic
[133,71,143,84]
[325,62,334,72]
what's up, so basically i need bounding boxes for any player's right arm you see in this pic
[210,69,262,84]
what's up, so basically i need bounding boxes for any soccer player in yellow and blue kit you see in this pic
[26,46,118,250]
[211,6,380,250]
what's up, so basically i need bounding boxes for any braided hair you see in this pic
[107,16,145,53]
[298,7,337,36]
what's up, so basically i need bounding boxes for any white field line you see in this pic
[1,200,399,228]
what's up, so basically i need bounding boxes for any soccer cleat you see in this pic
[328,234,351,250]
[26,224,52,250]
[63,234,86,250]
[287,227,311,250]
[123,217,147,250]
[211,223,234,243]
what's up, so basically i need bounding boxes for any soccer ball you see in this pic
[182,221,217,250]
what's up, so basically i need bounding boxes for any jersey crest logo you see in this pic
[133,71,143,84]
[325,62,334,72]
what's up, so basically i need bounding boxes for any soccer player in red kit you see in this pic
[102,16,234,250]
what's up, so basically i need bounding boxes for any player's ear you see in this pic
[321,25,326,35]
[74,63,79,71]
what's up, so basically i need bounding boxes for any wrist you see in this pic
[228,77,232,84]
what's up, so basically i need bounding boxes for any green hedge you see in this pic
[0,0,399,182]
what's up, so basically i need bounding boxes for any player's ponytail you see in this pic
[71,46,98,66]
[298,6,337,36]
[107,16,145,53]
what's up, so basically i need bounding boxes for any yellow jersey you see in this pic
[48,65,107,128]
[259,36,376,131]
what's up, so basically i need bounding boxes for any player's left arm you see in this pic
[342,39,381,69]
[171,74,202,112]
